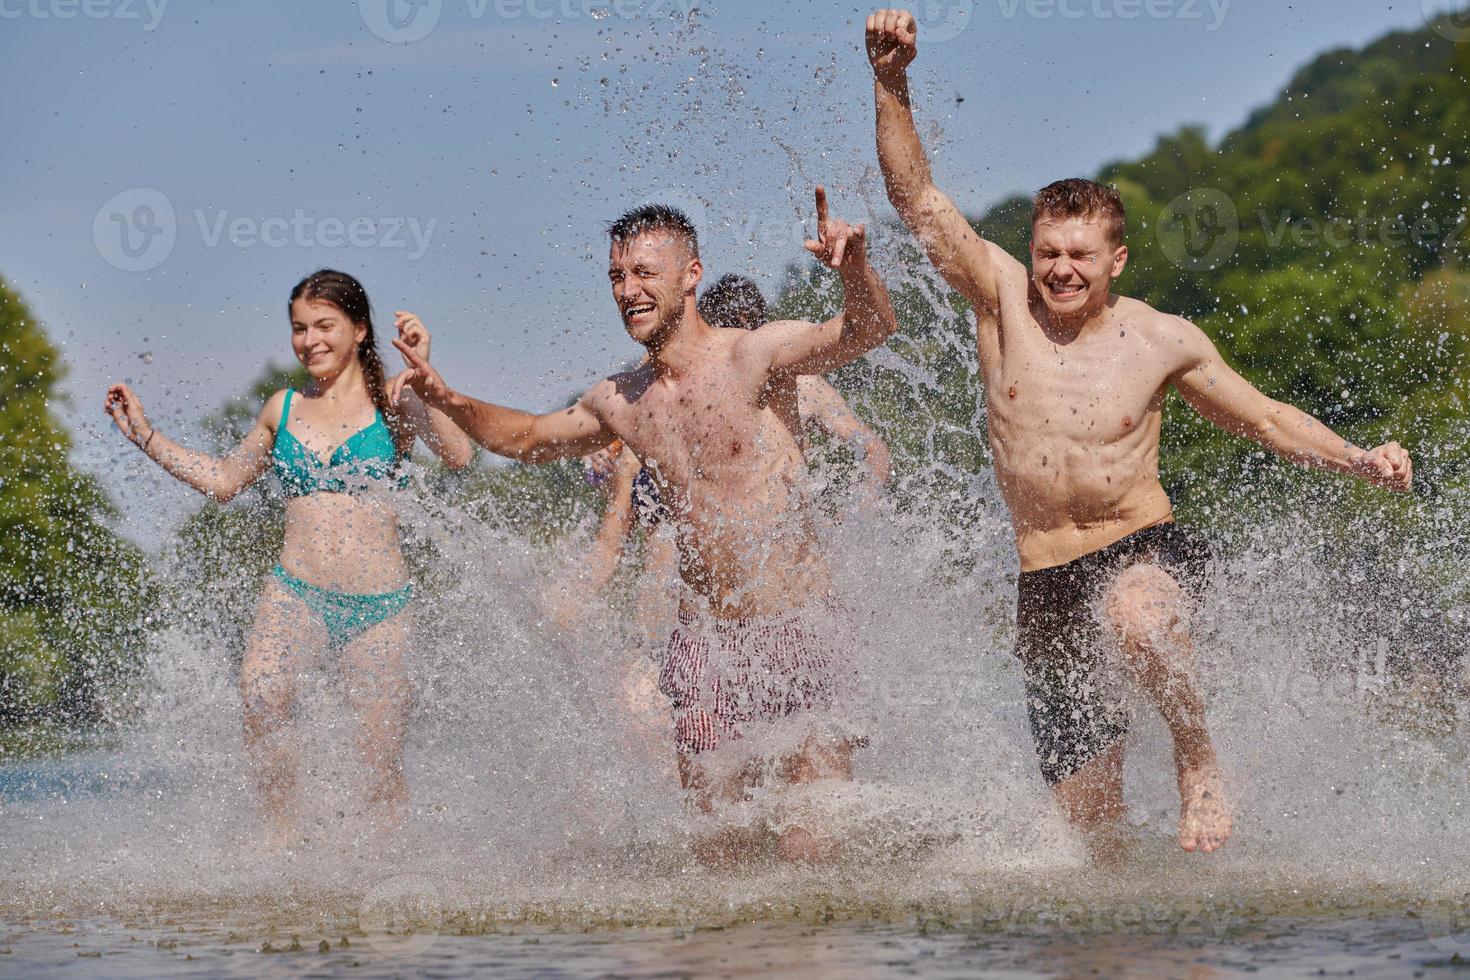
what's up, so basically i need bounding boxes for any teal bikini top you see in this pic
[271,388,404,498]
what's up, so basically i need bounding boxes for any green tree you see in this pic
[0,277,152,726]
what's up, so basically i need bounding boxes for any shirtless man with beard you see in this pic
[866,9,1412,854]
[390,189,897,864]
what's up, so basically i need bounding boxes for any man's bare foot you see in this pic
[775,825,842,865]
[1177,764,1231,853]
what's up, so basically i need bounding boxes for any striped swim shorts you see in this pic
[658,603,853,756]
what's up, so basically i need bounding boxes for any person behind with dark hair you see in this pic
[389,189,898,865]
[104,270,472,846]
[698,273,766,330]
[867,10,1411,856]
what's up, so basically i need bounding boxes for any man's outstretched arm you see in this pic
[390,339,615,463]
[1170,320,1412,491]
[749,186,898,376]
[868,8,1015,311]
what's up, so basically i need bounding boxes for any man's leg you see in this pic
[1102,563,1232,853]
[773,734,854,864]
[1050,740,1125,830]
[678,751,773,868]
[1016,593,1131,843]
[1050,741,1135,862]
[663,624,768,867]
[676,730,853,867]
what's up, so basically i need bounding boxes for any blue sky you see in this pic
[1,0,1461,543]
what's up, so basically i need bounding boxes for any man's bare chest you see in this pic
[984,318,1171,443]
[605,373,768,466]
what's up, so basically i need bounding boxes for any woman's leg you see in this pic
[240,577,324,843]
[339,604,414,828]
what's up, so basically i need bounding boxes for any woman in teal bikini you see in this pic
[104,269,472,842]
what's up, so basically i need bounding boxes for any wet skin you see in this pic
[581,334,828,619]
[391,189,897,620]
[105,300,472,840]
[388,191,896,865]
[867,6,1409,854]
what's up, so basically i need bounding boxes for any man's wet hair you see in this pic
[698,274,767,331]
[1032,178,1127,246]
[607,204,700,258]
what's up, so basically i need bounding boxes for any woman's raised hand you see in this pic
[394,311,431,362]
[104,382,153,449]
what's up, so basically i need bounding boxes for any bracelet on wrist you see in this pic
[142,429,156,453]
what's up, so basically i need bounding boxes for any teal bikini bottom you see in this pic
[271,566,413,648]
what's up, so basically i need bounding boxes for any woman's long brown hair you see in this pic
[288,269,409,454]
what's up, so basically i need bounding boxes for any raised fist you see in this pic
[866,9,918,80]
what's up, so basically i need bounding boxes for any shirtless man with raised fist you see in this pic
[866,8,1412,854]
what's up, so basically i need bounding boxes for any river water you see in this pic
[2,474,1468,977]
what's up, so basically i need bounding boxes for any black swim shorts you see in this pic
[1015,522,1211,787]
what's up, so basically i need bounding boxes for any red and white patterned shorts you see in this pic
[658,604,853,756]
